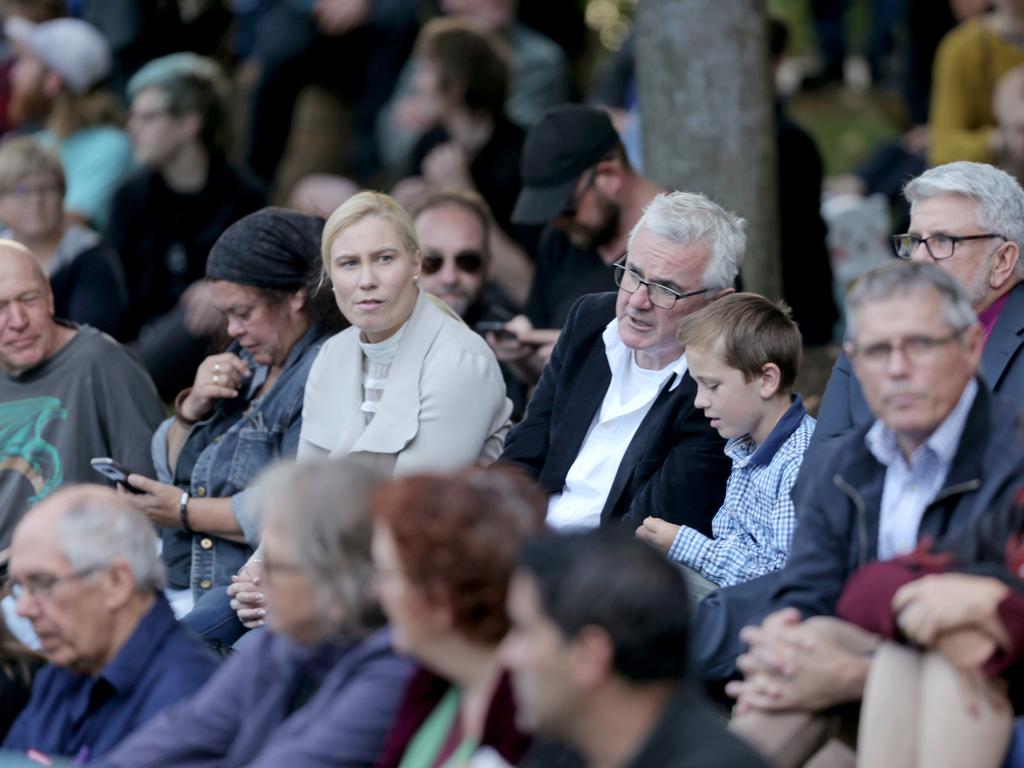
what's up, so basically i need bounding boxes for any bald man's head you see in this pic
[18,484,126,536]
[0,238,61,376]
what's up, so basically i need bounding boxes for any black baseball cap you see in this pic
[511,105,620,225]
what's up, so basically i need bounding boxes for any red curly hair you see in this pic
[371,467,546,645]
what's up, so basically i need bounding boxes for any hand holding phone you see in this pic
[475,321,519,341]
[90,458,141,493]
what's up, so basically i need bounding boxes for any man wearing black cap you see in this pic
[487,105,665,385]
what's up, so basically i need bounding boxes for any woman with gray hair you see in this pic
[100,458,415,768]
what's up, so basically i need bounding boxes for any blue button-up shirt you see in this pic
[866,378,977,561]
[3,595,218,762]
[669,396,815,587]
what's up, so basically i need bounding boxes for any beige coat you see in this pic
[298,290,512,476]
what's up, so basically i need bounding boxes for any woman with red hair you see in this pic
[370,468,546,768]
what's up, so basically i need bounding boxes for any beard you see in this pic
[8,86,52,128]
[564,193,621,251]
[965,255,996,309]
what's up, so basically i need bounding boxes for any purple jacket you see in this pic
[98,627,414,768]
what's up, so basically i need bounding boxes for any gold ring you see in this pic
[213,363,221,373]
[212,374,220,385]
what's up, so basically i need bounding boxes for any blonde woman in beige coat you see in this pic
[297,191,511,474]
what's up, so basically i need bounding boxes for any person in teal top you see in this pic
[6,17,134,231]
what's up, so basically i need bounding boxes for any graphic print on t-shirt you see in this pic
[0,397,67,504]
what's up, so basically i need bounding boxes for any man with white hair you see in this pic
[803,161,1024,478]
[3,485,216,761]
[500,191,742,530]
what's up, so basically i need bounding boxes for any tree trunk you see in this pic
[635,0,781,299]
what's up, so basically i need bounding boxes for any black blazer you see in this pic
[500,293,731,532]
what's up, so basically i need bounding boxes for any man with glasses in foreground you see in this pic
[499,191,742,531]
[796,160,1024,492]
[2,485,216,762]
[720,261,1024,764]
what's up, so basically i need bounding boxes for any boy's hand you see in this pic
[636,516,681,553]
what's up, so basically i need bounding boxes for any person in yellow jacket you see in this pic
[930,0,1024,166]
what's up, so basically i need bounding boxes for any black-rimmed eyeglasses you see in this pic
[891,233,1007,261]
[613,258,709,310]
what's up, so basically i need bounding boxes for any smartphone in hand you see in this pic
[474,321,519,341]
[90,457,141,493]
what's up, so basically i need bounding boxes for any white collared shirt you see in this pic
[867,378,978,560]
[546,320,687,530]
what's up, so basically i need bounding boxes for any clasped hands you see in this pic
[726,609,874,714]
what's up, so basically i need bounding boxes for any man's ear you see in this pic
[102,560,138,613]
[962,321,984,370]
[759,362,782,399]
[568,625,615,691]
[712,287,735,301]
[990,239,1020,292]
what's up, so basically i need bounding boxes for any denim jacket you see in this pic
[153,325,328,598]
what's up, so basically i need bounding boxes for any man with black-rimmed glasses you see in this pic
[796,160,1024,496]
[499,191,744,532]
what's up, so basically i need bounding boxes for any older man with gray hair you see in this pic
[2,485,216,761]
[803,161,1024,477]
[698,261,1024,765]
[500,190,744,531]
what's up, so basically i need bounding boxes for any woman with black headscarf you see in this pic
[121,207,344,627]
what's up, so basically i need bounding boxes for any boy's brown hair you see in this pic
[677,292,802,391]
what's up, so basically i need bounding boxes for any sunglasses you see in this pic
[421,250,485,276]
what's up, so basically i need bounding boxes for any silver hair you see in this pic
[253,457,385,636]
[903,161,1024,278]
[56,499,166,593]
[845,261,977,342]
[627,191,746,291]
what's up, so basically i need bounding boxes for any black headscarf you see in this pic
[206,207,325,290]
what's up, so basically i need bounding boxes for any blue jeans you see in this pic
[182,587,248,648]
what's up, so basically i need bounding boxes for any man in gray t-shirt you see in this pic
[0,241,163,547]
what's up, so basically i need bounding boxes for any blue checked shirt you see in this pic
[668,397,815,587]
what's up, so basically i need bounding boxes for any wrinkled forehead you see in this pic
[0,245,46,289]
[849,287,954,341]
[10,512,68,575]
[627,228,711,284]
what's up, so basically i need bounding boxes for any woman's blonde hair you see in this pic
[0,136,65,194]
[319,191,420,283]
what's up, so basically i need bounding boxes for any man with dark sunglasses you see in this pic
[413,190,528,417]
[413,190,511,322]
[794,160,1024,500]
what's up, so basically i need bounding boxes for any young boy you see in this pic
[636,293,815,602]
